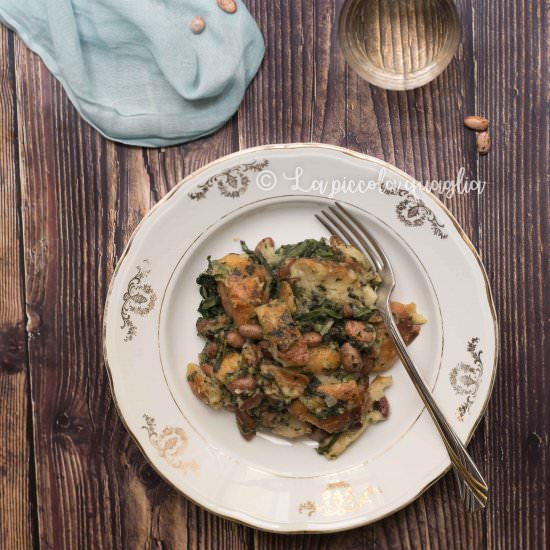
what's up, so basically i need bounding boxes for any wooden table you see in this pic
[0,1,547,548]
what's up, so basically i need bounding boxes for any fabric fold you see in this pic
[0,0,264,147]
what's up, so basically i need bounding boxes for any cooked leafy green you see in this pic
[240,240,280,298]
[196,270,224,318]
[276,238,340,261]
[296,306,342,322]
[352,306,378,321]
[316,434,340,455]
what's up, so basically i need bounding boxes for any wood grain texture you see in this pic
[473,1,549,549]
[0,25,34,550]
[0,0,547,548]
[10,32,246,550]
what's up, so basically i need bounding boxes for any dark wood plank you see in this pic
[12,30,248,549]
[239,0,348,148]
[14,39,127,548]
[0,24,34,550]
[474,1,549,549]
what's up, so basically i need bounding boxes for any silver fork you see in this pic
[316,202,488,512]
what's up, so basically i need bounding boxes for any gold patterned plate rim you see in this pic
[103,143,498,533]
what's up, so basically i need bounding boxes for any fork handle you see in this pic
[384,311,488,511]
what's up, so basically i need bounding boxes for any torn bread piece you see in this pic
[317,375,393,459]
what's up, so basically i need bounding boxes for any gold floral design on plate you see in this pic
[298,501,316,517]
[121,260,157,342]
[380,181,448,239]
[142,415,199,473]
[449,337,484,421]
[188,160,269,201]
[299,482,381,517]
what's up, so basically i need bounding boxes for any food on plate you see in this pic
[187,237,426,459]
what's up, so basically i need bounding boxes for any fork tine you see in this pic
[327,204,385,272]
[317,211,360,249]
[317,211,379,271]
[315,213,362,252]
[333,202,393,270]
[314,214,348,245]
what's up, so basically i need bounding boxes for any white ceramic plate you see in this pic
[103,144,497,533]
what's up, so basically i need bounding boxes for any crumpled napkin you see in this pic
[0,0,264,147]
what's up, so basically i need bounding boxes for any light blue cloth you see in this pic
[0,0,264,147]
